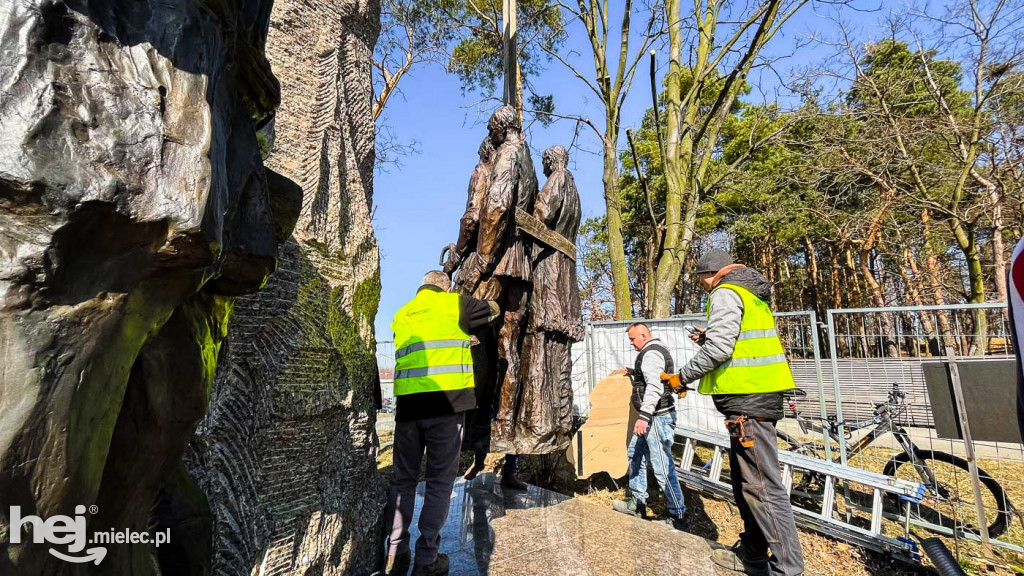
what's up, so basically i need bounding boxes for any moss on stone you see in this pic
[326,270,381,407]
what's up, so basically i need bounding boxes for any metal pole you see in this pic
[502,0,518,109]
[944,346,993,553]
[809,311,832,462]
[585,324,596,393]
[826,310,848,466]
[827,309,853,522]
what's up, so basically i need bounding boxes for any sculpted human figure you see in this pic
[451,105,538,455]
[447,138,496,272]
[518,145,583,451]
[444,136,499,461]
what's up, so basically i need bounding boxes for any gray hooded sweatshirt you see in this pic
[676,267,785,421]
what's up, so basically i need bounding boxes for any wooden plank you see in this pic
[568,371,633,477]
[516,208,577,260]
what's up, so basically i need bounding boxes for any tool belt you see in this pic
[724,415,768,449]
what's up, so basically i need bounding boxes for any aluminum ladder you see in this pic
[675,426,925,561]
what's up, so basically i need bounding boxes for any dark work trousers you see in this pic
[729,418,804,576]
[386,412,465,566]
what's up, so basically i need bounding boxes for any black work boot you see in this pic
[711,541,770,575]
[611,498,647,519]
[463,463,484,481]
[411,554,449,576]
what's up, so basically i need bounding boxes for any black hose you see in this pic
[921,538,967,576]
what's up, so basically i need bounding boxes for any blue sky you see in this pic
[371,1,883,339]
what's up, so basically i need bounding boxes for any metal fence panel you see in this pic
[824,303,1022,556]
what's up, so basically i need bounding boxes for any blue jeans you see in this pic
[627,411,686,519]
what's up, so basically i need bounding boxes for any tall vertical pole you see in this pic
[502,0,519,116]
[945,346,993,555]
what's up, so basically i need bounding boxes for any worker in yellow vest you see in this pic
[383,271,499,576]
[666,249,804,576]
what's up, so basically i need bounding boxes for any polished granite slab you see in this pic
[400,474,718,576]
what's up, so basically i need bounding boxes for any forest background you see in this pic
[371,0,1024,351]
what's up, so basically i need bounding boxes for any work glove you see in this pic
[660,371,687,398]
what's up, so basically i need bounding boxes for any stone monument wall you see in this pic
[186,0,385,574]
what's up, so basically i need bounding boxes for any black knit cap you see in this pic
[695,249,733,274]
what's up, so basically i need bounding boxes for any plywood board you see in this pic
[568,371,636,478]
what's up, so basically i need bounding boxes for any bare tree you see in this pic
[535,1,664,319]
[650,0,815,317]
[806,2,1024,346]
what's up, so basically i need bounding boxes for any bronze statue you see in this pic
[519,146,583,451]
[445,105,540,456]
[444,108,582,456]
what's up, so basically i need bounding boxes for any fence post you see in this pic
[809,311,832,462]
[585,324,596,393]
[944,346,993,553]
[826,310,848,467]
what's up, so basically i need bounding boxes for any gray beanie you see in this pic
[695,249,734,274]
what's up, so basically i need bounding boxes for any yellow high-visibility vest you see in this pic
[698,283,796,395]
[391,289,474,396]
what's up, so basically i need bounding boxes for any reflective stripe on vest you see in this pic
[698,283,796,395]
[396,339,470,359]
[391,289,474,395]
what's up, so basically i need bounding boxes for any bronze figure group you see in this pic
[443,105,582,455]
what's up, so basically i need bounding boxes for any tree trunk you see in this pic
[845,247,864,304]
[963,233,988,354]
[921,210,957,351]
[803,237,822,313]
[828,245,847,356]
[992,201,1008,305]
[651,0,700,318]
[766,246,777,309]
[602,136,632,319]
[859,248,899,357]
[828,245,842,309]
[902,247,939,355]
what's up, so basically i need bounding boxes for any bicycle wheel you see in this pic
[883,450,1010,539]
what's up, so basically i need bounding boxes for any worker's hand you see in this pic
[634,419,649,436]
[688,326,706,345]
[623,367,634,376]
[660,371,683,392]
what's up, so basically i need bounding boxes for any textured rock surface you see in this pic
[185,0,386,574]
[0,0,297,572]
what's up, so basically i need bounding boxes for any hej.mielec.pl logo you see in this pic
[7,505,171,565]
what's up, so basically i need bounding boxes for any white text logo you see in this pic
[8,506,171,565]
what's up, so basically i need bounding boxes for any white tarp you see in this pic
[572,318,728,435]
